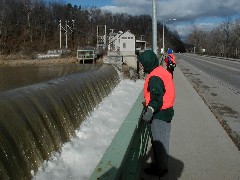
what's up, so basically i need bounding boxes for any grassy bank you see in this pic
[0,56,79,67]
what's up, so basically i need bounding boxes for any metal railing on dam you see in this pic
[90,90,150,180]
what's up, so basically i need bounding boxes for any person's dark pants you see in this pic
[150,119,171,170]
[167,66,174,78]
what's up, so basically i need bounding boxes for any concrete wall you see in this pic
[123,55,137,70]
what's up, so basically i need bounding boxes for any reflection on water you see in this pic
[0,64,94,92]
[0,64,120,179]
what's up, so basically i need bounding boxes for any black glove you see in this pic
[142,107,154,123]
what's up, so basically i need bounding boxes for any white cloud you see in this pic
[100,0,240,39]
[158,0,240,21]
[100,5,144,15]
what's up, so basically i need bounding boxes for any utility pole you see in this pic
[65,20,68,49]
[59,20,62,49]
[152,0,157,55]
[59,20,75,49]
[162,19,176,53]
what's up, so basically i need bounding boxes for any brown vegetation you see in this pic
[0,54,105,67]
[0,0,185,58]
[0,56,78,66]
[186,18,240,58]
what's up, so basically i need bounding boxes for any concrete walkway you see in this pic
[141,67,240,180]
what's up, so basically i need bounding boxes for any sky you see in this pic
[61,0,240,40]
[33,78,144,180]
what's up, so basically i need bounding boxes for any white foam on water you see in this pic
[33,79,144,180]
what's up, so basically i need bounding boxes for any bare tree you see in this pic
[0,0,184,56]
[187,17,240,58]
[187,26,207,53]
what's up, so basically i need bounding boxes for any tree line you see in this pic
[187,17,240,58]
[0,0,185,58]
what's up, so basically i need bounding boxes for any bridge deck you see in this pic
[140,67,240,179]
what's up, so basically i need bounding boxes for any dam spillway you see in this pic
[0,64,120,179]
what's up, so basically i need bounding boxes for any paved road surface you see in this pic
[176,54,240,150]
[141,66,240,180]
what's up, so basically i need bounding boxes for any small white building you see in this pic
[108,30,136,56]
[106,30,146,74]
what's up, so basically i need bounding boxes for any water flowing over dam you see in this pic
[0,64,120,179]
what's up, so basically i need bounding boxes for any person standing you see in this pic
[164,48,176,78]
[138,50,175,178]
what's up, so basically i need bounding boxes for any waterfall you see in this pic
[0,64,120,179]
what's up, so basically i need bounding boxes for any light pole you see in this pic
[162,18,176,53]
[152,0,158,55]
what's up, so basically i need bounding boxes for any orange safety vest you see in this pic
[144,66,175,110]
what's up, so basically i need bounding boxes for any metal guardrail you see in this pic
[90,90,150,180]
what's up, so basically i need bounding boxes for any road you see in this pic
[175,53,240,149]
[177,53,240,94]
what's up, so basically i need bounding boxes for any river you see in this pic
[0,64,95,93]
[0,63,121,179]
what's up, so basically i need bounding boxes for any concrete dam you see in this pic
[0,65,120,179]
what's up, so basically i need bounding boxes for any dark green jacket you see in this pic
[147,75,174,123]
[138,50,174,123]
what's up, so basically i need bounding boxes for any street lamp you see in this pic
[162,18,176,53]
[152,0,158,55]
